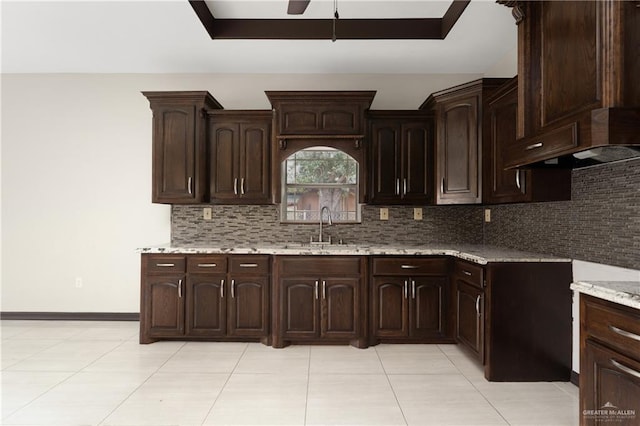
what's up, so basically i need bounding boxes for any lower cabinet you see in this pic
[140,254,270,344]
[371,257,452,343]
[580,294,640,426]
[453,260,485,362]
[273,256,367,348]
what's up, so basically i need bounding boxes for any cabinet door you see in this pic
[370,120,402,204]
[410,276,447,338]
[372,277,409,338]
[228,276,270,337]
[455,280,484,361]
[238,122,271,204]
[152,105,200,203]
[582,340,640,424]
[280,278,319,339]
[401,122,433,204]
[321,278,359,339]
[437,96,480,204]
[210,121,240,201]
[144,275,185,338]
[185,274,226,337]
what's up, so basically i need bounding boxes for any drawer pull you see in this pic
[239,263,259,268]
[156,263,175,267]
[610,325,640,342]
[197,263,217,268]
[462,270,472,276]
[525,142,543,151]
[611,359,640,380]
[401,265,419,269]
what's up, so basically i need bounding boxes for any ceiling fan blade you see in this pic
[287,0,310,15]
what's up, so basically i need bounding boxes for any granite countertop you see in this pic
[571,281,640,310]
[137,243,571,265]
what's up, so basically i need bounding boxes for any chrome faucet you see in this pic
[318,206,333,244]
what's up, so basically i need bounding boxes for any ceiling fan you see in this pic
[287,0,311,15]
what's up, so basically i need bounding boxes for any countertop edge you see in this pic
[571,281,640,311]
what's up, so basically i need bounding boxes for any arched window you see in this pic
[281,147,360,223]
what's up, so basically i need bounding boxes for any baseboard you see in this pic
[570,370,579,386]
[0,312,139,321]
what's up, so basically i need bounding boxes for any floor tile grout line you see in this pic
[304,345,312,426]
[95,340,187,426]
[199,342,250,425]
[374,346,409,426]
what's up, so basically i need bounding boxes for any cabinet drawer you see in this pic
[506,122,578,168]
[229,256,270,275]
[278,256,363,276]
[145,255,186,273]
[187,255,227,273]
[583,295,640,360]
[453,261,484,288]
[372,257,449,276]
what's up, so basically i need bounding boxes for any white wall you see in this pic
[1,72,482,313]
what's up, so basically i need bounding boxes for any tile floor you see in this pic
[1,320,579,426]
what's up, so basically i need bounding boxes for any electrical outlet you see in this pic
[203,207,212,220]
[414,208,423,221]
[379,208,389,221]
[484,208,491,223]
[75,277,83,288]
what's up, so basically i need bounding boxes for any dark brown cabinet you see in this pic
[422,79,507,204]
[500,1,640,168]
[483,78,571,204]
[209,112,272,204]
[143,92,222,204]
[140,254,270,344]
[371,257,451,343]
[453,260,484,362]
[580,294,640,425]
[368,112,434,205]
[273,256,367,348]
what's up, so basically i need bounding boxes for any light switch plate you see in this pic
[203,207,212,220]
[414,208,423,221]
[484,208,491,223]
[380,208,389,221]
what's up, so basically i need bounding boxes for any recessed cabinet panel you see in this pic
[210,123,239,200]
[146,276,184,338]
[455,280,483,361]
[282,279,319,338]
[372,277,409,338]
[229,278,269,336]
[411,277,446,338]
[442,101,477,197]
[187,275,225,336]
[323,278,359,339]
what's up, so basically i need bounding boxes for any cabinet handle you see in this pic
[322,280,326,299]
[404,280,408,299]
[156,263,175,267]
[315,281,319,300]
[239,263,258,268]
[231,279,235,298]
[611,359,640,380]
[475,295,481,315]
[234,178,238,195]
[197,263,217,268]
[610,325,640,342]
[188,177,193,195]
[178,279,183,298]
[240,178,245,195]
[403,178,407,196]
[462,270,472,276]
[525,142,543,151]
[220,279,224,298]
[401,265,419,269]
[396,178,400,195]
[411,280,416,299]
[515,170,521,190]
[441,177,445,194]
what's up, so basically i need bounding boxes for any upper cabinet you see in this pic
[368,111,434,205]
[143,91,222,204]
[266,91,376,137]
[499,0,640,168]
[209,111,272,204]
[483,78,571,204]
[422,79,507,205]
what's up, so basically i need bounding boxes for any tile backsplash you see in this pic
[172,158,639,270]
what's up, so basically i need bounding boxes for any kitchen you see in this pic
[2,1,639,425]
